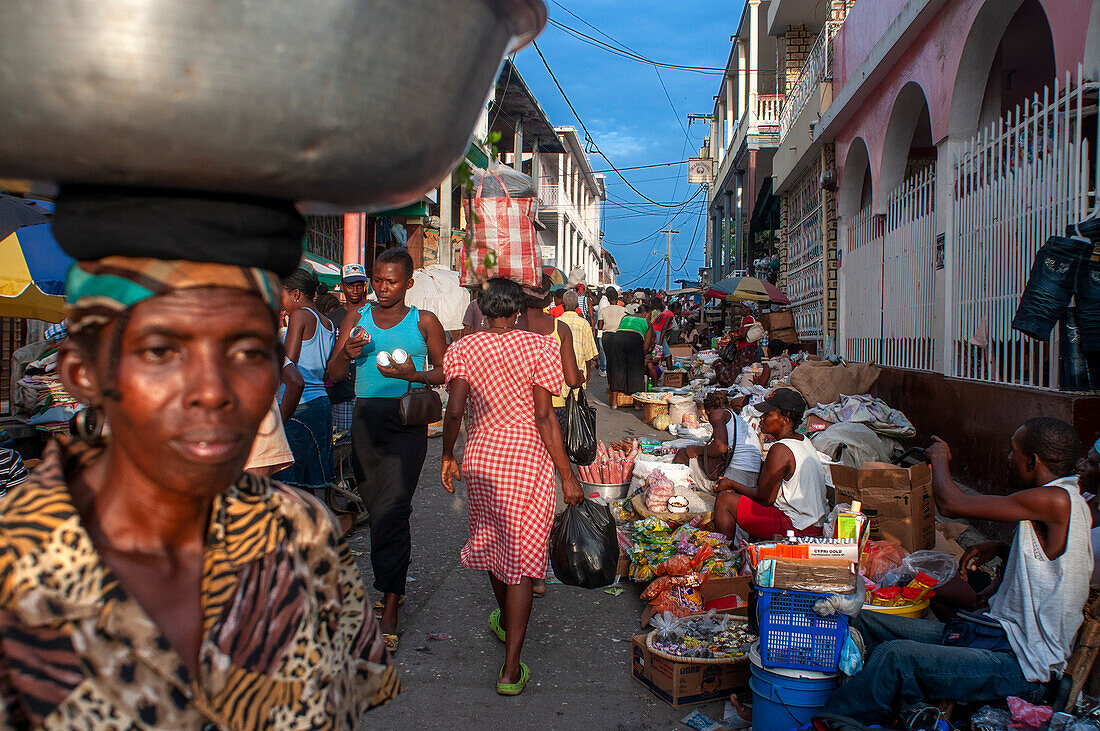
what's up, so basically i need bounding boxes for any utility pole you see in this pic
[660,227,679,292]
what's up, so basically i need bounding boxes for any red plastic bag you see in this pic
[460,163,540,288]
[1006,696,1053,731]
[861,540,909,584]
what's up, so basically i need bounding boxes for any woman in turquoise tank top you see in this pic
[326,248,446,649]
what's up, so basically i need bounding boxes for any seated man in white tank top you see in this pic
[821,418,1092,725]
[712,388,827,541]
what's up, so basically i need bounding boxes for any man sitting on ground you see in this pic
[821,417,1092,724]
[713,388,826,540]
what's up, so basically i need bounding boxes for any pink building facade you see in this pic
[767,0,1100,493]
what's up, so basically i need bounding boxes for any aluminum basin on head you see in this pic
[0,0,546,210]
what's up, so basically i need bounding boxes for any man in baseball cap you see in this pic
[755,387,807,420]
[331,264,370,433]
[713,386,827,541]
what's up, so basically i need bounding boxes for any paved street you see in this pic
[354,375,726,729]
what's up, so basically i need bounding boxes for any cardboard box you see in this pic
[632,635,750,707]
[699,575,752,616]
[770,327,799,344]
[830,462,935,552]
[763,557,857,593]
[669,344,694,359]
[616,554,631,580]
[662,370,688,387]
[761,310,795,332]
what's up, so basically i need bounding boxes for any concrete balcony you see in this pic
[537,181,598,248]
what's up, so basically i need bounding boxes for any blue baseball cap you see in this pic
[342,264,368,283]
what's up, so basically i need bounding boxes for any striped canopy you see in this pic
[300,251,343,289]
[704,274,790,304]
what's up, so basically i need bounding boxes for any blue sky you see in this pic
[513,1,741,290]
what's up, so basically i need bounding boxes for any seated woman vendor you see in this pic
[713,388,827,540]
[673,391,762,492]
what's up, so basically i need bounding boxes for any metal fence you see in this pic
[882,167,937,370]
[951,68,1098,389]
[786,160,825,342]
[842,168,936,369]
[841,204,880,363]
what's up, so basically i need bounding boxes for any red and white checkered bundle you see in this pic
[460,163,541,288]
[577,439,640,484]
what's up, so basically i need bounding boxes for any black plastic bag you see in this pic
[549,499,619,589]
[563,387,597,465]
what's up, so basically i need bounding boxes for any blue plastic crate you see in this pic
[757,586,848,673]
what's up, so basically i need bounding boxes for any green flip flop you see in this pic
[496,662,530,696]
[488,608,506,643]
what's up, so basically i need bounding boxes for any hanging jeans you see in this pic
[1012,234,1100,351]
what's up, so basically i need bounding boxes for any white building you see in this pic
[535,127,608,286]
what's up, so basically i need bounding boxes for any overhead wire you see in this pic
[672,199,707,272]
[531,41,699,209]
[545,17,725,75]
[592,159,690,173]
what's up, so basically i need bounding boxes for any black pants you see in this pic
[351,398,428,596]
[605,331,646,394]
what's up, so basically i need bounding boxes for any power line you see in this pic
[673,199,707,272]
[592,159,690,173]
[620,256,667,287]
[545,16,725,75]
[548,2,692,143]
[531,41,696,209]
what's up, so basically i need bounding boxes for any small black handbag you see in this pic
[398,383,442,426]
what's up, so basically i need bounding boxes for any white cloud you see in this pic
[593,129,650,161]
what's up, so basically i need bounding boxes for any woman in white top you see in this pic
[674,391,762,491]
[713,388,827,540]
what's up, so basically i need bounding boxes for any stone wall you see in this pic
[783,24,815,95]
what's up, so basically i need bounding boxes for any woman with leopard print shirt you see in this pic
[0,190,398,729]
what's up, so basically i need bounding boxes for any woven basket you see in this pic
[645,625,754,665]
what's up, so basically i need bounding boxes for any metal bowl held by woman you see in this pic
[0,0,545,209]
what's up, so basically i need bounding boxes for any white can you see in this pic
[376,351,393,367]
[391,348,409,365]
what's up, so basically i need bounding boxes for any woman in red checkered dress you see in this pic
[441,278,583,696]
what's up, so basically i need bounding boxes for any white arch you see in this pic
[838,138,872,221]
[878,82,932,212]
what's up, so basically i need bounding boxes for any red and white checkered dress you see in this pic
[444,330,564,585]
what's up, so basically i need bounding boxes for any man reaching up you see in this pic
[822,417,1092,723]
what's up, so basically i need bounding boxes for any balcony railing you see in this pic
[756,94,784,129]
[778,20,842,142]
[537,178,598,246]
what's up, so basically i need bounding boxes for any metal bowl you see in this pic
[0,0,545,210]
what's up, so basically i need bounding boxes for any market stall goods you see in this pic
[577,440,640,484]
[648,612,756,661]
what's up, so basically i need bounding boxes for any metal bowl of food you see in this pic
[0,0,545,209]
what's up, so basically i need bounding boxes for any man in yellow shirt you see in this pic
[555,290,599,408]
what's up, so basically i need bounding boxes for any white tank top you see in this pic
[718,410,763,477]
[988,476,1093,682]
[773,437,828,530]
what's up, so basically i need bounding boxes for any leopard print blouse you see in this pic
[0,438,399,729]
